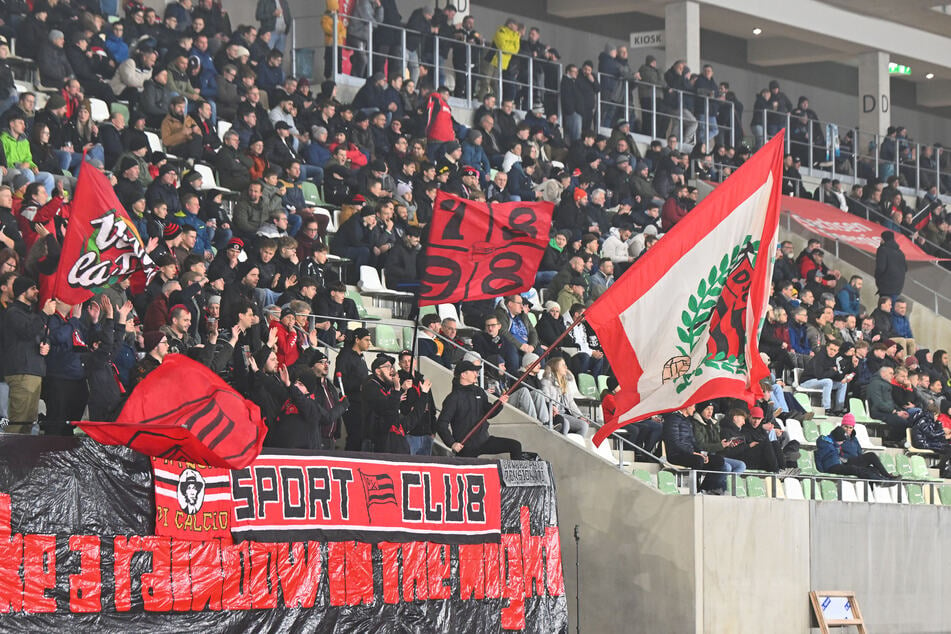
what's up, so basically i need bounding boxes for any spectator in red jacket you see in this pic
[661,184,690,232]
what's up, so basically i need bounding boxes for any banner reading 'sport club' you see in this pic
[587,132,786,445]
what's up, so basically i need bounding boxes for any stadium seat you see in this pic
[145,130,163,153]
[345,288,378,320]
[576,374,598,399]
[526,311,537,327]
[217,119,232,142]
[874,484,898,504]
[853,423,882,451]
[803,420,820,443]
[566,433,586,448]
[110,101,130,122]
[418,305,437,319]
[373,324,398,350]
[909,455,938,481]
[437,303,460,323]
[903,484,925,505]
[191,163,218,190]
[782,477,804,500]
[301,180,320,206]
[878,453,897,476]
[593,438,616,463]
[818,420,837,436]
[819,480,838,501]
[797,452,818,475]
[656,471,679,495]
[596,375,608,394]
[840,481,860,502]
[89,98,110,123]
[784,419,810,446]
[730,476,747,497]
[849,398,875,424]
[633,469,654,487]
[906,428,939,458]
[745,476,767,498]
[939,485,951,506]
[894,454,914,479]
[793,368,824,398]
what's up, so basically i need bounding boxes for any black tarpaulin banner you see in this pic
[0,437,568,632]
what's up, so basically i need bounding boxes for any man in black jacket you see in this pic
[559,64,583,142]
[437,360,521,458]
[361,353,408,454]
[3,277,55,432]
[874,230,907,299]
[397,350,436,455]
[662,404,726,493]
[800,340,850,415]
[297,348,348,450]
[335,327,371,450]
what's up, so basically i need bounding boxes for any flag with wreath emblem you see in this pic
[588,132,785,446]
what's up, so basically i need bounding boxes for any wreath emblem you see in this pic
[663,236,760,393]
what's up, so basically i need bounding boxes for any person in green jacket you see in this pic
[692,401,747,478]
[0,113,55,194]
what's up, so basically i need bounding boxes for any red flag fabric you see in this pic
[419,191,553,305]
[587,132,786,446]
[76,354,267,469]
[782,196,942,261]
[51,163,153,305]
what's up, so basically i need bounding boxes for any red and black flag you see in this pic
[76,354,267,469]
[359,470,397,523]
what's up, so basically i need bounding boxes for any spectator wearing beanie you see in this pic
[131,331,170,388]
[3,276,54,432]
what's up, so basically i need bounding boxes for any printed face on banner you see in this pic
[177,468,206,515]
[419,192,553,305]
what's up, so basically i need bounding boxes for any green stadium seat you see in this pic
[633,469,654,487]
[909,455,938,481]
[818,420,837,436]
[374,324,399,350]
[596,375,609,394]
[731,476,747,497]
[797,452,818,475]
[745,476,767,498]
[819,480,838,501]
[803,420,820,443]
[904,484,925,505]
[656,471,680,495]
[526,311,537,327]
[895,454,914,480]
[939,485,951,506]
[345,289,378,320]
[301,180,320,206]
[418,305,437,319]
[576,373,598,399]
[110,101,129,122]
[878,453,897,476]
[848,398,874,424]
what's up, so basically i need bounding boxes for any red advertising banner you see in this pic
[152,454,503,545]
[419,191,553,305]
[783,196,940,261]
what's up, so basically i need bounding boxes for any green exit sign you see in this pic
[888,62,912,75]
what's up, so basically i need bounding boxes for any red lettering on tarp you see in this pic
[378,542,401,604]
[220,540,252,610]
[249,542,279,609]
[0,493,10,538]
[171,538,192,611]
[140,536,172,612]
[520,506,543,598]
[68,535,101,612]
[427,542,451,600]
[345,541,373,606]
[458,544,485,600]
[113,536,134,611]
[326,541,346,606]
[500,534,525,630]
[0,492,21,613]
[401,541,428,602]
[544,527,565,596]
[484,542,501,599]
[276,542,321,608]
[188,540,223,611]
[22,535,56,613]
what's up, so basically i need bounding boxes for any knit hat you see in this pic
[443,140,461,154]
[207,295,221,306]
[12,276,36,298]
[129,135,149,152]
[49,29,64,42]
[163,223,182,240]
[46,94,67,111]
[573,188,588,203]
[520,352,540,372]
[841,413,855,427]
[543,300,560,312]
[371,353,394,370]
[118,156,138,173]
[143,331,165,353]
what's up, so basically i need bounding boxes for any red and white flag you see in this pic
[588,132,785,445]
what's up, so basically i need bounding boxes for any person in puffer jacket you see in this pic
[817,414,898,484]
[910,408,951,472]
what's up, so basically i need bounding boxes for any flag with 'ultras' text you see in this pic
[588,132,786,446]
[418,191,553,305]
[51,162,152,305]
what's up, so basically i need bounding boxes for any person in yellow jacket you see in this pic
[322,0,347,79]
[478,18,520,100]
[160,97,203,161]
